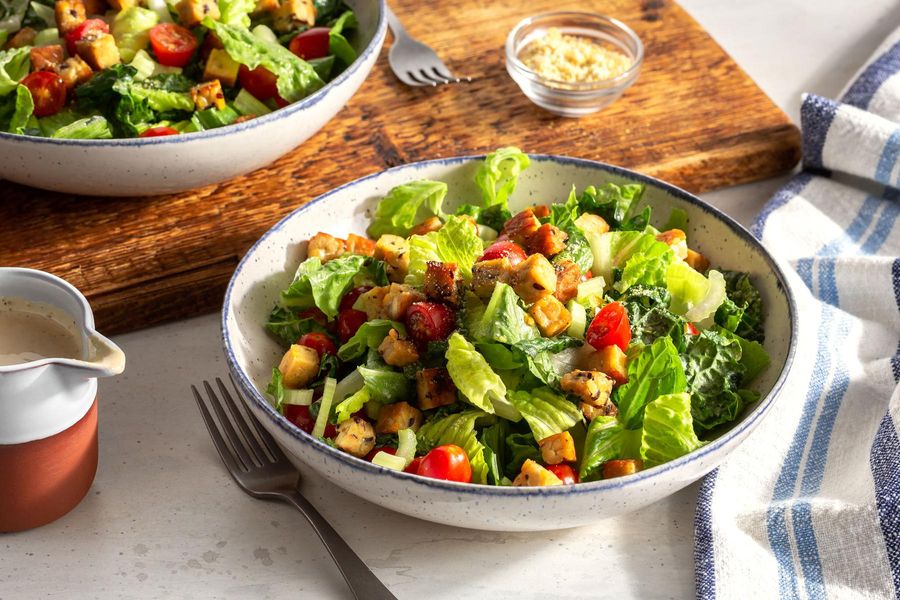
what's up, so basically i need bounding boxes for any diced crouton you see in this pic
[528,204,550,219]
[374,234,410,282]
[346,234,376,257]
[585,345,628,386]
[376,401,424,434]
[273,0,315,33]
[416,367,457,410]
[424,261,460,306]
[382,283,424,321]
[561,370,615,418]
[410,216,443,236]
[191,79,226,110]
[355,286,388,319]
[55,0,86,34]
[58,56,93,90]
[580,401,616,421]
[177,0,219,26]
[685,249,710,272]
[307,231,346,263]
[526,223,567,257]
[6,27,37,49]
[553,259,581,303]
[378,328,420,367]
[278,344,320,389]
[513,459,563,487]
[656,229,688,260]
[30,45,65,72]
[253,0,279,13]
[76,33,120,70]
[83,0,108,16]
[203,48,240,87]
[539,431,576,465]
[602,459,643,479]
[574,213,610,236]
[107,0,136,10]
[528,295,571,337]
[501,209,541,246]
[511,253,557,304]
[471,258,512,299]
[334,416,376,458]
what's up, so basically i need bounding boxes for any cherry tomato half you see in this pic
[404,456,423,474]
[404,302,455,347]
[149,23,199,68]
[139,126,180,137]
[21,71,66,117]
[586,301,631,352]
[478,241,527,266]
[546,463,579,485]
[297,332,337,357]
[337,308,367,343]
[685,322,699,336]
[340,286,373,312]
[65,18,108,56]
[238,65,279,101]
[284,404,315,433]
[417,444,471,483]
[289,27,331,60]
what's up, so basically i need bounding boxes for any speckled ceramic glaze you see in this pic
[223,155,798,532]
[0,0,385,197]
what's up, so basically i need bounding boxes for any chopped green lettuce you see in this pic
[329,9,356,65]
[218,0,255,27]
[640,392,705,467]
[474,146,530,210]
[681,329,748,432]
[204,19,324,103]
[0,46,30,96]
[416,409,492,484]
[666,263,727,323]
[616,336,687,429]
[265,305,328,346]
[479,420,509,485]
[367,180,448,238]
[619,285,687,351]
[470,282,538,344]
[446,332,517,418]
[718,270,765,341]
[507,387,582,442]
[50,116,112,139]
[588,230,670,287]
[265,367,285,409]
[337,319,405,361]
[504,431,541,479]
[0,83,31,134]
[112,6,158,62]
[405,215,483,285]
[578,182,644,228]
[357,366,410,403]
[664,208,689,233]
[0,0,28,35]
[579,416,638,481]
[615,237,674,293]
[280,254,367,319]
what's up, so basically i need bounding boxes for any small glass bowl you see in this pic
[505,11,644,118]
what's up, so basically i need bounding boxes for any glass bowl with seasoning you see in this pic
[505,12,643,117]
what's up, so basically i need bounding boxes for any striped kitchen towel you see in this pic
[693,29,900,600]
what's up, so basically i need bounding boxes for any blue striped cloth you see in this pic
[693,31,900,599]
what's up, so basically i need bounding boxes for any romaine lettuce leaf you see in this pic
[328,10,356,66]
[615,237,674,293]
[265,305,329,346]
[719,270,765,342]
[472,282,538,344]
[507,387,582,442]
[474,146,530,209]
[578,182,644,228]
[50,116,112,139]
[640,392,705,467]
[337,319,405,362]
[681,329,747,431]
[666,262,726,323]
[0,0,28,35]
[0,46,30,96]
[367,180,447,238]
[504,431,541,479]
[405,215,483,285]
[204,19,324,103]
[357,366,410,403]
[479,420,509,484]
[280,254,367,319]
[616,336,687,429]
[716,327,770,382]
[445,332,516,418]
[619,285,687,351]
[112,6,158,62]
[579,416,636,481]
[587,230,669,286]
[0,83,32,134]
[265,367,285,409]
[218,0,255,27]
[664,208,689,233]
[416,409,493,484]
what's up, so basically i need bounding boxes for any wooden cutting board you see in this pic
[0,0,800,334]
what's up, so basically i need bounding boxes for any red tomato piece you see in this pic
[337,309,367,343]
[64,18,108,56]
[404,302,455,346]
[323,423,337,438]
[478,241,527,266]
[297,332,337,357]
[404,457,422,474]
[139,126,180,138]
[340,286,373,312]
[685,322,699,336]
[283,404,315,433]
[417,444,472,483]
[288,27,331,60]
[21,71,66,117]
[238,65,279,101]
[149,23,198,68]
[546,463,579,485]
[586,301,632,352]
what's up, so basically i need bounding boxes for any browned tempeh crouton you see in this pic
[335,417,375,458]
[513,459,563,487]
[574,213,610,237]
[511,253,557,304]
[525,223,567,257]
[273,0,315,32]
[30,45,65,73]
[602,459,643,479]
[378,329,420,367]
[585,345,628,386]
[176,0,219,26]
[416,367,457,410]
[382,283,424,321]
[375,401,424,434]
[561,370,616,421]
[501,208,541,246]
[76,33,120,70]
[55,0,86,34]
[471,258,512,299]
[190,79,226,110]
[57,56,93,90]
[539,431,576,465]
[424,261,461,306]
[6,27,37,49]
[307,231,347,262]
[656,229,688,260]
[528,295,571,337]
[278,345,319,389]
[346,234,376,257]
[374,234,409,282]
[553,259,581,303]
[685,249,710,273]
[410,216,443,236]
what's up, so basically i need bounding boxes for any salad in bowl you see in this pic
[0,0,359,138]
[261,148,771,488]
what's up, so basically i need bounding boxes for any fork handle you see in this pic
[283,490,397,600]
[384,5,407,38]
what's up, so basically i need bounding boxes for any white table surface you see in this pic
[3,1,897,598]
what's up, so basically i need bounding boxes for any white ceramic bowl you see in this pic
[0,0,385,196]
[222,155,798,532]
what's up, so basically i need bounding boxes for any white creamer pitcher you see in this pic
[0,268,125,532]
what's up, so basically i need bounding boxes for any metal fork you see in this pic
[385,5,470,86]
[193,378,396,600]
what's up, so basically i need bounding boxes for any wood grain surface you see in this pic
[0,0,801,334]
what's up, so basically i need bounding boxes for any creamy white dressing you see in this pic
[0,297,82,366]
